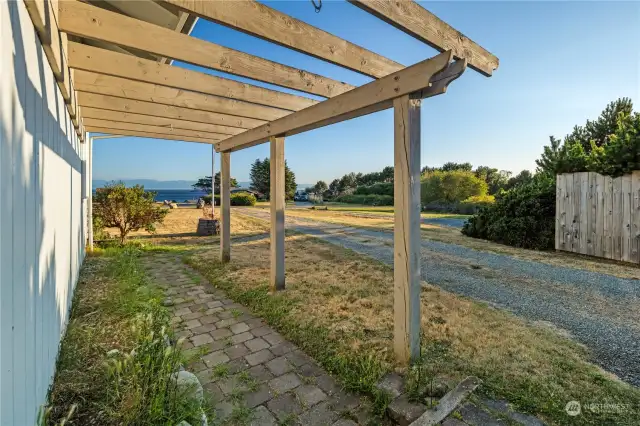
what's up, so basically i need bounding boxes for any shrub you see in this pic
[462,175,555,250]
[93,182,168,244]
[421,170,488,204]
[458,195,495,214]
[354,182,393,197]
[336,194,393,206]
[230,192,257,206]
[202,194,221,206]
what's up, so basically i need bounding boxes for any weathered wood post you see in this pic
[270,136,286,291]
[212,146,216,218]
[220,151,231,262]
[393,94,421,364]
[87,135,94,251]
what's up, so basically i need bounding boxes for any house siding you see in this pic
[1,2,87,424]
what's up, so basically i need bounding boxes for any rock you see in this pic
[169,203,178,209]
[171,370,204,404]
[376,372,404,398]
[387,395,427,426]
[162,298,174,307]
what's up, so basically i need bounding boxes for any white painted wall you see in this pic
[1,2,87,424]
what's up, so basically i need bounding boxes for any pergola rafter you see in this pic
[26,0,498,365]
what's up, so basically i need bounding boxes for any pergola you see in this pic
[25,0,498,364]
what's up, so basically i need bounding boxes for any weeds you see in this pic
[47,247,206,425]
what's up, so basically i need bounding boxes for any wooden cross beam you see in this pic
[58,0,355,97]
[78,93,268,129]
[349,0,499,77]
[81,108,245,136]
[67,42,319,111]
[164,0,404,78]
[215,51,462,152]
[83,119,230,141]
[73,70,293,121]
[85,127,220,144]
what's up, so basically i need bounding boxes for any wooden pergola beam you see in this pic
[349,0,499,77]
[81,107,244,136]
[58,0,356,97]
[83,118,230,140]
[165,0,403,79]
[68,42,319,111]
[24,0,83,136]
[216,51,454,152]
[85,126,219,144]
[74,70,292,121]
[78,93,267,129]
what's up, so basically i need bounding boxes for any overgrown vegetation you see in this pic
[46,247,205,425]
[94,182,168,244]
[464,98,640,249]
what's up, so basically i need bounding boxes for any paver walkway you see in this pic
[142,252,545,426]
[142,253,374,426]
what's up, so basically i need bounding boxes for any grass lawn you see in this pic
[280,208,640,280]
[185,214,640,425]
[58,209,640,425]
[250,202,469,219]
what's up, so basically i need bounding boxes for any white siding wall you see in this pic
[1,2,87,424]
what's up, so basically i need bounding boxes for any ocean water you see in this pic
[151,189,209,202]
[93,189,209,202]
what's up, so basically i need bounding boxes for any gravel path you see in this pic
[236,207,640,387]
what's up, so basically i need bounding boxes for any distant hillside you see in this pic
[94,179,313,190]
[93,179,195,189]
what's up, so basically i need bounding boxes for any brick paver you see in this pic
[142,255,371,425]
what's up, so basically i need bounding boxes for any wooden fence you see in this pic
[555,171,640,263]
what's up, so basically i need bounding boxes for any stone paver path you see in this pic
[142,253,375,426]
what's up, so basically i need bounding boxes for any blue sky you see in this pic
[93,1,640,185]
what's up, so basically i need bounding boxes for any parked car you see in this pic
[293,190,309,202]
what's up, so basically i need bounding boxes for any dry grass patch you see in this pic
[105,208,268,247]
[189,226,640,425]
[283,209,640,280]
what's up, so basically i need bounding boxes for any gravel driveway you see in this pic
[236,207,640,387]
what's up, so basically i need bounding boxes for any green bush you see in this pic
[336,194,393,206]
[421,170,488,204]
[202,194,220,206]
[462,175,556,249]
[230,192,257,206]
[354,182,393,196]
[421,195,494,215]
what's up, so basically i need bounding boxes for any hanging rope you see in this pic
[310,0,322,13]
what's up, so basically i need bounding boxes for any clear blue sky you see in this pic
[93,1,639,185]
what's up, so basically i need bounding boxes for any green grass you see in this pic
[185,256,392,418]
[46,246,207,425]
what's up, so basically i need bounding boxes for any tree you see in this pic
[441,162,473,172]
[249,158,297,200]
[421,170,487,204]
[93,182,168,244]
[192,173,238,192]
[474,166,511,194]
[338,172,358,194]
[328,179,340,197]
[505,170,534,190]
[313,180,328,194]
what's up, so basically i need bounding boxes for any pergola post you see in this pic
[87,135,94,251]
[270,136,286,291]
[393,94,422,364]
[220,151,231,263]
[211,146,216,218]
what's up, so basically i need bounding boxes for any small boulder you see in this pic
[169,203,178,209]
[171,370,204,404]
